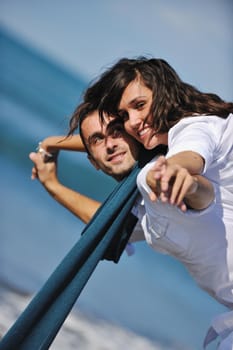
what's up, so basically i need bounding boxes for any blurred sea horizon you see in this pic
[0,28,227,349]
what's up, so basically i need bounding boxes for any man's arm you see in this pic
[39,134,86,153]
[29,152,101,223]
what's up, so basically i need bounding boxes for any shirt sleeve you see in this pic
[166,118,217,174]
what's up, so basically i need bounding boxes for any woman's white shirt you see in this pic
[167,113,233,219]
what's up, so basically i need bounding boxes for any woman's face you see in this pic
[118,78,168,149]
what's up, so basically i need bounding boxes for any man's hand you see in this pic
[29,152,58,188]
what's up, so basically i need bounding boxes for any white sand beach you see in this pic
[0,282,170,350]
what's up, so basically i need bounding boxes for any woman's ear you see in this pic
[87,154,100,170]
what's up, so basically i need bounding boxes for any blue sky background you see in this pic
[0,1,232,349]
[1,0,232,100]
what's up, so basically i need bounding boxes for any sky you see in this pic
[0,0,232,101]
[0,1,232,347]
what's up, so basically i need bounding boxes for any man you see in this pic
[29,111,140,225]
[30,106,212,223]
[29,105,231,349]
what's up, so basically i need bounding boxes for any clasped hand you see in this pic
[146,156,198,212]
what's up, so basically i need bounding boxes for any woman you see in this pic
[84,57,232,205]
[68,58,233,348]
[69,57,233,209]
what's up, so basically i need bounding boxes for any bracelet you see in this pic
[36,142,58,162]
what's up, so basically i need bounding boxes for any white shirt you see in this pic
[167,113,233,219]
[135,161,233,347]
[134,113,233,347]
[132,114,233,304]
[135,162,233,308]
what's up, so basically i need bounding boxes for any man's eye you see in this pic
[94,136,104,144]
[89,136,104,145]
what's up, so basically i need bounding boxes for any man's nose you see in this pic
[105,135,118,151]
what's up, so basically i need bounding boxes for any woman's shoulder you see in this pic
[169,114,231,139]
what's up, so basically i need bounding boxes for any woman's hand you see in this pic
[146,156,199,211]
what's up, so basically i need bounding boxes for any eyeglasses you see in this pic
[87,123,125,148]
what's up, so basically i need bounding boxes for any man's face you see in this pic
[81,111,140,181]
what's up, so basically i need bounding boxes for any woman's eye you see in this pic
[136,102,145,110]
